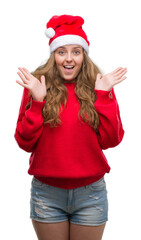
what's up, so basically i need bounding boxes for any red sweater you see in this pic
[14,82,124,189]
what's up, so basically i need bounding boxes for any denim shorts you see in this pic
[30,177,108,226]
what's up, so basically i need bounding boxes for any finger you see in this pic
[23,67,35,83]
[18,67,31,80]
[17,72,29,84]
[112,67,123,74]
[96,73,102,80]
[23,67,30,73]
[23,67,33,77]
[40,75,46,85]
[115,76,127,85]
[114,68,127,76]
[114,69,127,80]
[16,80,29,88]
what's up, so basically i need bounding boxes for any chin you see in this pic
[62,74,78,81]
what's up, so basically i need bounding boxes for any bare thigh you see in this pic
[70,222,106,240]
[32,220,70,240]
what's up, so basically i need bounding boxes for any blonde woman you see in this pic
[15,15,127,240]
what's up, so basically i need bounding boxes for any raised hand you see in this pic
[16,67,46,102]
[95,67,127,91]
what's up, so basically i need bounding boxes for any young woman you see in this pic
[15,15,127,240]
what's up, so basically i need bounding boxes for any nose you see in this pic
[66,52,72,62]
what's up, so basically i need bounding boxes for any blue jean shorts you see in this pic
[30,177,108,226]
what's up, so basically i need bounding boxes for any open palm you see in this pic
[16,67,46,102]
[95,67,127,91]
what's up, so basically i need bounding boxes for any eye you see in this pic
[74,50,80,55]
[58,50,65,55]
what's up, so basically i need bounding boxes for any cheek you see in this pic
[77,56,83,68]
[76,60,83,71]
[55,60,62,68]
[54,54,63,68]
[55,61,63,74]
[56,63,64,77]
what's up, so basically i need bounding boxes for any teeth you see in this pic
[64,66,74,69]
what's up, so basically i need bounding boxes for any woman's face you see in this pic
[54,45,84,81]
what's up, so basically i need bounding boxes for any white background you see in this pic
[0,0,141,239]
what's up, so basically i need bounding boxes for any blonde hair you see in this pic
[26,51,102,132]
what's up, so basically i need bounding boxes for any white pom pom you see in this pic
[45,27,55,38]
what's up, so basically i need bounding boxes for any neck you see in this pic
[62,78,76,84]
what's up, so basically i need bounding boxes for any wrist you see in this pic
[32,97,44,102]
[95,86,112,91]
[34,99,44,102]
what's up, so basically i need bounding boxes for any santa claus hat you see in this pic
[45,15,90,53]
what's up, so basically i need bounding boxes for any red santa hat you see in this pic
[45,15,90,53]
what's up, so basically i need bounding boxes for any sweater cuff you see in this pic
[95,89,114,103]
[29,99,46,114]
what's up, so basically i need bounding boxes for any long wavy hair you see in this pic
[26,50,102,132]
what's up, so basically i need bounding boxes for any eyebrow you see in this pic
[58,46,82,50]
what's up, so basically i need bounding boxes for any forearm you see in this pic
[15,97,46,152]
[94,88,124,149]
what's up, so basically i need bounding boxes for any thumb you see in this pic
[40,75,46,85]
[96,73,102,81]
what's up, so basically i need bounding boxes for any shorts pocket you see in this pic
[32,177,49,188]
[87,178,106,191]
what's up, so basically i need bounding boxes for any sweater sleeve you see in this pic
[94,88,124,150]
[14,88,46,152]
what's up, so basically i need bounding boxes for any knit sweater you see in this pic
[14,82,124,189]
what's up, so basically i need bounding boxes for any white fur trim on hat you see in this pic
[49,35,89,53]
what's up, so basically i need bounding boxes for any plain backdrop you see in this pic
[0,0,141,239]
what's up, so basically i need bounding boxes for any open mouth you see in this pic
[63,65,74,69]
